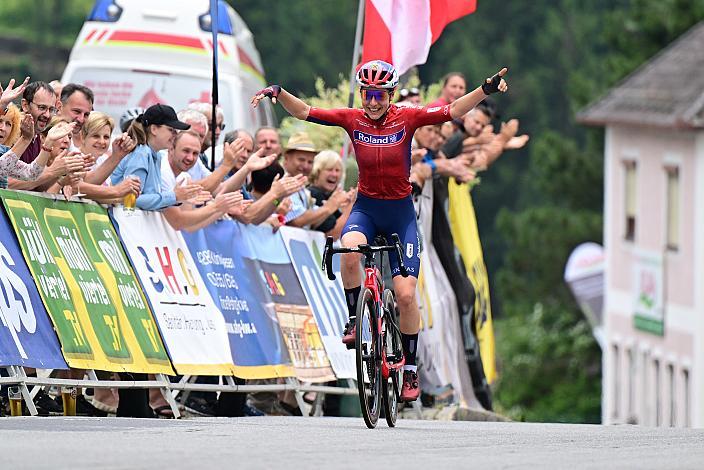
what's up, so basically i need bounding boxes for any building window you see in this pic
[665,166,679,251]
[624,161,637,241]
[668,364,675,427]
[627,348,636,423]
[683,369,690,427]
[654,359,661,426]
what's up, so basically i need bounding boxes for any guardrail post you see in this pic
[156,374,180,419]
[11,366,38,416]
[285,377,308,416]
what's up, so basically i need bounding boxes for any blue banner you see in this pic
[0,209,67,369]
[242,224,335,382]
[182,220,293,378]
[279,227,355,379]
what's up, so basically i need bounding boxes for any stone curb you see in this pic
[400,405,510,422]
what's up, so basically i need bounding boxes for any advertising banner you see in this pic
[564,242,605,346]
[245,224,335,383]
[413,182,474,405]
[111,208,233,375]
[632,250,664,336]
[447,180,497,383]
[1,191,172,373]
[280,227,355,379]
[0,208,66,369]
[182,220,294,379]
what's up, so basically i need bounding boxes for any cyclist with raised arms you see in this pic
[252,61,508,402]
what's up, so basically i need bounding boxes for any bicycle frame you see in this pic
[322,234,406,378]
[322,234,409,428]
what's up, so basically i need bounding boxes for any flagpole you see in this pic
[342,0,365,160]
[348,0,365,108]
[209,0,220,172]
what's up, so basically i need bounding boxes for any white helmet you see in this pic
[119,107,145,132]
[355,60,399,89]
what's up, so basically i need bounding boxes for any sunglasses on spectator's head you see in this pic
[360,88,390,102]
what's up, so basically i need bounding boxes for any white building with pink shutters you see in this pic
[578,21,704,427]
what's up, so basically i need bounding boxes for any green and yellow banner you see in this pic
[447,181,497,384]
[0,190,172,374]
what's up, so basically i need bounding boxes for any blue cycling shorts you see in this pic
[341,193,420,278]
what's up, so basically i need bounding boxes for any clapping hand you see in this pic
[112,133,136,160]
[275,197,292,215]
[174,183,203,203]
[0,76,30,109]
[19,113,34,140]
[213,190,243,212]
[44,122,76,149]
[244,148,277,172]
[63,152,88,174]
[222,138,246,167]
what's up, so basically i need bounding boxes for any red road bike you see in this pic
[323,234,408,428]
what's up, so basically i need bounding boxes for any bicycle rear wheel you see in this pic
[381,289,402,427]
[356,287,382,429]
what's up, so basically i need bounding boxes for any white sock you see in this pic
[403,365,417,372]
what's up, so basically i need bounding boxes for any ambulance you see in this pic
[61,0,276,135]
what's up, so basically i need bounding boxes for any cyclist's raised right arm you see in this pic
[277,89,311,120]
[252,85,354,128]
[251,85,311,120]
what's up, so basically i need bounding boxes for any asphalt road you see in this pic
[1,416,703,469]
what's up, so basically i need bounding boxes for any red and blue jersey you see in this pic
[306,103,452,199]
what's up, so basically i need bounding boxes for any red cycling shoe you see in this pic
[400,370,420,402]
[342,319,355,349]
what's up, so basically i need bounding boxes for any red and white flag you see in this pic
[362,0,476,75]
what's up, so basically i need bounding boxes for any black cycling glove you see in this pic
[481,72,503,95]
[256,85,282,104]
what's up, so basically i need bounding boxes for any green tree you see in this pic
[490,0,704,423]
[229,0,358,98]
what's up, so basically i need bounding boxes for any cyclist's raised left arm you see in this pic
[450,67,508,119]
[251,85,311,120]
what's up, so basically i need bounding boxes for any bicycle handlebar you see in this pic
[321,233,409,281]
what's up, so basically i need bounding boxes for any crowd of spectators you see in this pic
[0,71,527,418]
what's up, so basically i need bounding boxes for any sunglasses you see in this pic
[360,88,389,102]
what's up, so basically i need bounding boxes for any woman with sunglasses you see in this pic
[252,60,508,403]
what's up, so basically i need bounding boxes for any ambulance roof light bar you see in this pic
[87,0,123,23]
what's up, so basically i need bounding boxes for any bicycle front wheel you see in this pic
[381,288,402,427]
[356,287,382,429]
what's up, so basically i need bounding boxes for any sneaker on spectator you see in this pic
[278,401,302,416]
[400,370,420,402]
[90,395,118,415]
[35,389,62,415]
[76,394,108,417]
[257,400,294,416]
[184,396,216,416]
[243,401,265,417]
